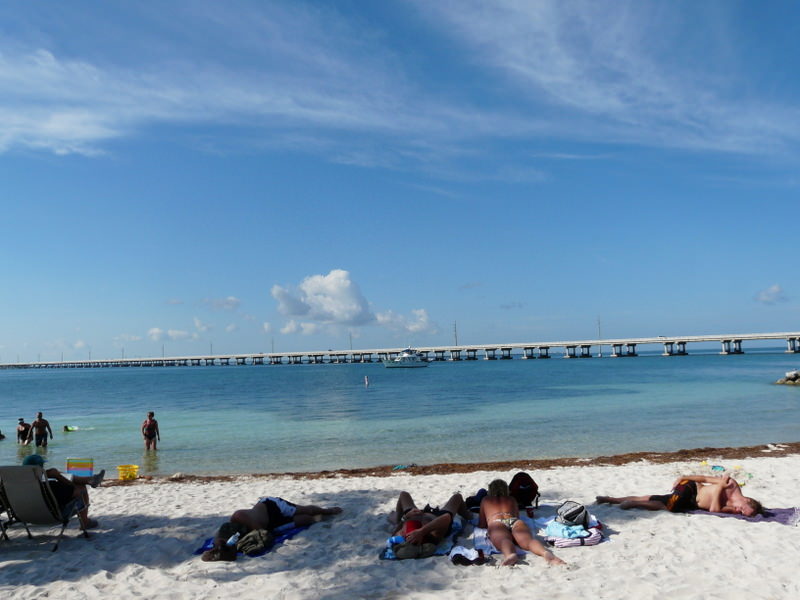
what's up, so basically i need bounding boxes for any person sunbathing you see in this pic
[202,496,342,561]
[390,491,473,547]
[596,473,762,516]
[479,479,565,566]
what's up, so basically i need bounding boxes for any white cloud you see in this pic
[115,334,142,342]
[755,284,788,305]
[376,308,437,334]
[225,323,238,333]
[166,298,184,305]
[204,296,241,311]
[280,320,298,334]
[167,329,190,340]
[262,322,272,334]
[147,327,164,341]
[272,269,374,326]
[193,317,211,332]
[73,339,86,349]
[300,322,318,335]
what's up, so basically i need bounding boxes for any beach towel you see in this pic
[472,512,605,556]
[688,507,800,526]
[379,518,464,560]
[194,523,308,558]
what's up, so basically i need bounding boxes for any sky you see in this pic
[1,0,799,362]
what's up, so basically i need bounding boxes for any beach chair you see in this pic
[0,465,88,551]
[66,458,94,478]
[0,486,12,541]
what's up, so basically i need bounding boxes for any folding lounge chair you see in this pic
[0,465,88,551]
[0,487,12,541]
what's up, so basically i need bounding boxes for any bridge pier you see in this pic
[449,349,461,361]
[579,345,592,358]
[500,347,513,359]
[483,348,498,360]
[787,338,799,353]
[466,349,478,360]
[270,356,283,365]
[563,345,577,358]
[720,340,744,355]
[522,347,536,359]
[538,347,550,358]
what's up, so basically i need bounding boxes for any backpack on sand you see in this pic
[556,501,590,528]
[509,472,540,508]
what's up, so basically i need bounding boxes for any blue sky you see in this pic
[1,0,799,361]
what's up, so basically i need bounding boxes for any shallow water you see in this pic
[1,351,798,476]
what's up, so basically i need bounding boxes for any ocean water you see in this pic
[1,351,798,476]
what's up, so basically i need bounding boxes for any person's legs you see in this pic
[292,503,342,526]
[596,495,668,510]
[390,491,418,525]
[510,521,565,566]
[440,493,472,521]
[230,502,272,531]
[487,523,519,566]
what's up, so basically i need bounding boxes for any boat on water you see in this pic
[383,348,428,368]
[786,369,800,379]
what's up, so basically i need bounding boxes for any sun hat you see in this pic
[18,417,24,422]
[22,454,46,466]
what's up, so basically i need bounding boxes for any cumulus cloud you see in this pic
[755,284,788,305]
[376,308,436,334]
[193,317,211,332]
[280,320,298,334]
[147,327,164,341]
[225,323,238,333]
[271,269,374,326]
[204,296,241,311]
[300,322,318,335]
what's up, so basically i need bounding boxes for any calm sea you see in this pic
[1,351,798,476]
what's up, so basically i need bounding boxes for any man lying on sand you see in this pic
[389,491,473,559]
[202,496,342,561]
[479,479,565,567]
[597,473,762,516]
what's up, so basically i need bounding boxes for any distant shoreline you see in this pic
[105,440,800,484]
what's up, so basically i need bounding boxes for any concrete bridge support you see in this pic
[564,346,577,358]
[269,356,283,365]
[466,349,479,360]
[522,347,536,359]
[252,356,264,365]
[787,338,799,353]
[538,347,550,358]
[721,340,744,355]
[449,349,461,361]
[434,350,446,361]
[483,348,498,360]
[236,357,247,365]
[500,347,513,359]
[579,345,592,358]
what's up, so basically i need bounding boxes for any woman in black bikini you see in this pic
[141,411,160,450]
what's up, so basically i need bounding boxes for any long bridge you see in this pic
[2,331,799,369]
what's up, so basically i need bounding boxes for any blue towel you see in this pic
[544,521,590,539]
[194,524,309,558]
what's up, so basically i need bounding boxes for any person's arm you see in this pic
[46,421,53,439]
[141,421,147,436]
[672,474,726,487]
[405,513,452,544]
[155,421,160,440]
[478,500,487,529]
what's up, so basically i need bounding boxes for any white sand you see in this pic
[1,453,798,600]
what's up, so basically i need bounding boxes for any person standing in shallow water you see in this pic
[27,412,53,447]
[141,411,160,450]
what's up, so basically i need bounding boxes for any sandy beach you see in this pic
[1,445,798,600]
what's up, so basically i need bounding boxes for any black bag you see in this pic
[555,501,590,528]
[509,472,540,508]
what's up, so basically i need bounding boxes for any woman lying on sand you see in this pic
[202,496,342,561]
[479,479,565,567]
[596,473,762,516]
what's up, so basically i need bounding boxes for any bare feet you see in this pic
[545,551,566,566]
[82,518,99,529]
[595,496,612,504]
[501,553,518,566]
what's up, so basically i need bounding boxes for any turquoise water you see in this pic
[1,351,799,476]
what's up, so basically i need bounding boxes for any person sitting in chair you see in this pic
[22,454,105,529]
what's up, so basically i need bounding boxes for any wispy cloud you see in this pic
[203,296,241,311]
[754,284,788,305]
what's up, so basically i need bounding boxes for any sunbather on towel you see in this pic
[596,474,762,516]
[390,491,472,547]
[201,496,342,561]
[479,479,565,567]
[22,454,105,529]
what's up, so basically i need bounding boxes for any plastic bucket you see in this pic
[117,464,139,480]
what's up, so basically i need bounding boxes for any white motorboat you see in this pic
[786,369,800,379]
[383,348,428,368]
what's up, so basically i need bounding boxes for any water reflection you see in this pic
[140,450,160,475]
